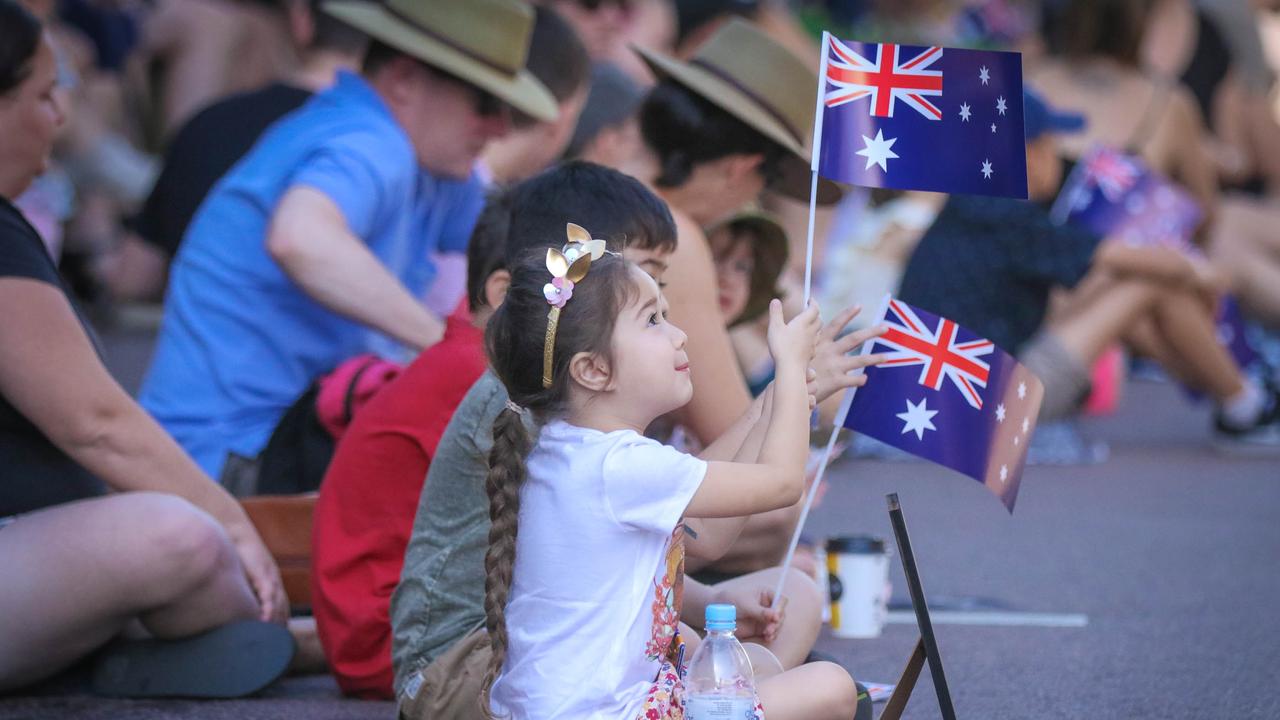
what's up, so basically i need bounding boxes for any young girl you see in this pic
[481,225,859,719]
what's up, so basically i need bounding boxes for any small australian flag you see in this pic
[1049,145,1202,251]
[815,36,1027,199]
[843,298,1044,512]
[1051,147,1264,380]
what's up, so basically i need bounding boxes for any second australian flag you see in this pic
[816,36,1027,198]
[844,298,1044,511]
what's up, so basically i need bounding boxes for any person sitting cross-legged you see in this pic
[897,89,1280,450]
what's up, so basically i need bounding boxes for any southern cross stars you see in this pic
[995,403,1006,423]
[979,66,990,85]
[996,96,1008,115]
[897,398,938,441]
[999,465,1008,483]
[981,159,994,179]
[1018,381,1027,399]
[990,123,997,133]
[959,102,972,122]
[856,129,898,172]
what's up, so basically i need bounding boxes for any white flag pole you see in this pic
[771,294,892,607]
[802,32,832,308]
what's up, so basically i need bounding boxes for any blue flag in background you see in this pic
[1049,145,1202,250]
[816,37,1027,198]
[843,299,1044,511]
[1050,146,1264,380]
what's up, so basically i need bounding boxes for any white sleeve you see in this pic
[601,435,707,534]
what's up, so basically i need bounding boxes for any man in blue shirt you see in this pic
[139,0,557,479]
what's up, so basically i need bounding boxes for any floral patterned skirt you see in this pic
[635,660,765,720]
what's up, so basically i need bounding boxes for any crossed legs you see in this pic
[1210,197,1280,329]
[0,492,260,692]
[1047,269,1246,403]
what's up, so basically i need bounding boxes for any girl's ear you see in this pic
[568,351,613,392]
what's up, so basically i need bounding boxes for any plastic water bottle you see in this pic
[684,604,756,719]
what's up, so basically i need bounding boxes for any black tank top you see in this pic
[0,197,106,516]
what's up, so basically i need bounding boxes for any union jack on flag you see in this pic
[878,299,993,409]
[1050,145,1202,251]
[842,297,1044,512]
[825,39,944,120]
[1083,148,1140,202]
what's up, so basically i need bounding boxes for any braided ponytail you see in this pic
[479,406,532,717]
[479,250,639,715]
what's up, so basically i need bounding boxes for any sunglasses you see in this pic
[472,89,505,118]
[573,0,634,11]
[419,61,507,118]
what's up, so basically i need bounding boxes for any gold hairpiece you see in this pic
[542,223,606,387]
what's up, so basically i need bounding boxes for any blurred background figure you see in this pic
[481,6,591,185]
[562,62,648,171]
[102,0,369,303]
[1032,0,1280,330]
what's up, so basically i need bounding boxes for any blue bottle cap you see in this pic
[705,603,737,630]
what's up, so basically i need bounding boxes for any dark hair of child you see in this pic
[639,78,788,189]
[478,251,641,713]
[466,160,677,313]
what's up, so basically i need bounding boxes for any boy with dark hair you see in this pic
[313,161,676,699]
[898,89,1279,448]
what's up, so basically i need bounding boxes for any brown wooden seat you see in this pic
[240,493,317,611]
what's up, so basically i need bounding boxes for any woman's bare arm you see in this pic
[0,278,287,622]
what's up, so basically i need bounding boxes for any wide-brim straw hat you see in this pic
[323,0,558,123]
[634,18,843,205]
[709,209,790,325]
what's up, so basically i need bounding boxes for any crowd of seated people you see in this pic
[3,0,1280,715]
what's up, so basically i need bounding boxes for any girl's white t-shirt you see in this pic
[489,419,707,720]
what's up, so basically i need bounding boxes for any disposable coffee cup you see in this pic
[826,535,890,638]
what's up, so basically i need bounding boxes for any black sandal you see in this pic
[91,620,294,699]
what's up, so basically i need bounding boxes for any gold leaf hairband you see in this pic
[542,223,606,388]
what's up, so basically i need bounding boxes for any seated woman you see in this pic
[1143,0,1280,197]
[1032,0,1280,329]
[0,1,290,697]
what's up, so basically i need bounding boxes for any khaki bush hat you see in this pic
[634,18,842,204]
[322,0,558,122]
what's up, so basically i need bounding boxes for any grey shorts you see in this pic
[219,453,262,498]
[1021,331,1092,422]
